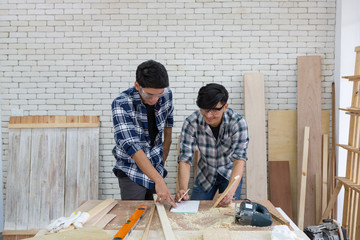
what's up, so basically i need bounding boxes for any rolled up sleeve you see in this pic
[229,117,249,162]
[112,99,141,158]
[178,119,196,166]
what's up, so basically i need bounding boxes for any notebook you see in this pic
[170,200,200,214]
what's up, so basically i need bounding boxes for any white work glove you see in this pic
[46,212,90,233]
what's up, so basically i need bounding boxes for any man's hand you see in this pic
[155,179,177,208]
[216,191,234,207]
[175,189,190,202]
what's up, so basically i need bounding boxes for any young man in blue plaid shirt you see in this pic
[176,83,249,207]
[112,60,176,208]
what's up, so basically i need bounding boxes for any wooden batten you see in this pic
[8,116,100,128]
[342,75,360,81]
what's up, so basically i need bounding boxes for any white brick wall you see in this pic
[1,0,335,200]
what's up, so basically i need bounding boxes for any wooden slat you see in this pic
[321,182,343,222]
[153,195,176,240]
[337,144,360,154]
[5,129,32,230]
[339,107,360,114]
[141,205,156,240]
[212,175,240,208]
[40,129,66,227]
[244,72,267,200]
[297,56,322,226]
[268,161,293,220]
[84,201,117,227]
[65,128,99,216]
[95,214,116,229]
[297,126,310,230]
[322,134,329,215]
[342,75,360,81]
[336,177,360,193]
[8,116,100,128]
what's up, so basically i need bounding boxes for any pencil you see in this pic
[178,188,190,202]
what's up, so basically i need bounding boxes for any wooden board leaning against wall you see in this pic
[4,116,100,239]
[268,110,330,223]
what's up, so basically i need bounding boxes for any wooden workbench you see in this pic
[19,200,309,240]
[83,200,309,239]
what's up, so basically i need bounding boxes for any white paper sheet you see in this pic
[170,200,200,214]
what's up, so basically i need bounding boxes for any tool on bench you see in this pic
[113,205,148,240]
[304,219,348,240]
[234,200,272,227]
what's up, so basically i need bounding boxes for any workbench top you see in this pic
[76,199,309,239]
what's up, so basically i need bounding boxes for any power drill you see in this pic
[234,200,273,227]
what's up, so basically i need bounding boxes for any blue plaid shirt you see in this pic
[112,86,174,189]
[178,108,249,192]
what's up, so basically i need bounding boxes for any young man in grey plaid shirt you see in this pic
[176,83,249,207]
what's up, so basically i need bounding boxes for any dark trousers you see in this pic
[114,169,155,200]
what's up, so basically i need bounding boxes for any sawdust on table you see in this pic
[169,205,235,230]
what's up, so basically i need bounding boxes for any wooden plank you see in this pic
[212,175,240,208]
[153,195,176,240]
[141,205,156,240]
[5,129,31,230]
[330,82,336,219]
[297,56,322,226]
[322,134,329,215]
[95,214,116,229]
[28,129,45,230]
[41,129,66,227]
[321,182,343,221]
[8,116,100,128]
[64,128,99,215]
[268,109,330,221]
[268,161,293,220]
[244,72,267,200]
[4,129,21,230]
[84,201,117,227]
[315,173,321,224]
[64,127,79,216]
[297,126,310,230]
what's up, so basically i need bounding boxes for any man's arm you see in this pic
[175,161,191,202]
[162,127,172,164]
[132,149,177,208]
[216,159,245,207]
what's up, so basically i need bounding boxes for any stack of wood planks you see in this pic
[4,116,100,240]
[267,56,333,229]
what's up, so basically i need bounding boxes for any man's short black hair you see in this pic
[196,83,229,109]
[136,60,169,88]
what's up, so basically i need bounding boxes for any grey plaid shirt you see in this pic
[178,108,249,192]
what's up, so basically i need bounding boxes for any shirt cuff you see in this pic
[124,142,142,157]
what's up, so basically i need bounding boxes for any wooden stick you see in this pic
[212,175,240,208]
[315,173,321,224]
[141,205,156,240]
[322,134,329,215]
[321,182,343,222]
[153,195,176,240]
[297,126,310,230]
